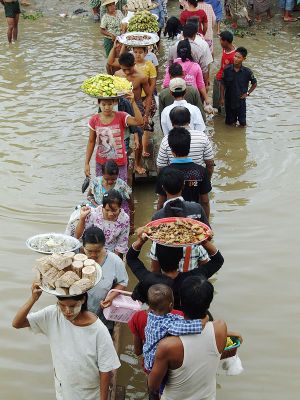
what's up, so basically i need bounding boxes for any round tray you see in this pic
[86,92,126,100]
[127,2,158,11]
[144,217,211,247]
[117,32,160,47]
[39,263,102,297]
[26,233,81,254]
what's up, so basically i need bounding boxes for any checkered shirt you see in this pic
[143,312,202,371]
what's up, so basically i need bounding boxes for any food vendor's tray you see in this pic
[144,217,211,247]
[117,32,159,46]
[26,233,81,254]
[40,262,102,297]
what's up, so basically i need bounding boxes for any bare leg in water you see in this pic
[6,15,19,43]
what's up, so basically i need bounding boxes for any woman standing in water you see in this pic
[0,0,21,43]
[100,0,124,57]
[12,283,120,400]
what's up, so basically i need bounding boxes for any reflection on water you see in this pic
[0,1,300,399]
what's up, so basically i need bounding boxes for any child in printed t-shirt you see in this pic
[132,46,157,158]
[143,284,202,372]
[84,92,143,182]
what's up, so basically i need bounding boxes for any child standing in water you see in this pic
[132,46,157,158]
[87,159,135,232]
[220,47,257,127]
[1,0,21,43]
[84,92,143,182]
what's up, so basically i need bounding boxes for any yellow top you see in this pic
[135,60,157,97]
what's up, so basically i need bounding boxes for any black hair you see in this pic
[235,46,248,58]
[119,52,135,67]
[101,159,119,176]
[102,189,123,208]
[156,244,183,272]
[169,62,184,78]
[147,284,174,312]
[172,90,186,99]
[164,16,182,39]
[131,274,174,304]
[180,276,214,319]
[170,106,191,126]
[186,16,200,31]
[82,226,106,246]
[161,168,185,195]
[57,292,88,312]
[219,30,234,43]
[177,39,193,62]
[187,0,199,7]
[164,198,186,218]
[182,23,198,39]
[168,127,191,156]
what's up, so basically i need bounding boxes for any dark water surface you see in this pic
[0,1,300,398]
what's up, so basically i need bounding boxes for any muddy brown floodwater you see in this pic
[0,0,300,399]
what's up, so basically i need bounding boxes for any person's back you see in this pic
[161,322,220,400]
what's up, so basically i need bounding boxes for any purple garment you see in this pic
[85,205,130,254]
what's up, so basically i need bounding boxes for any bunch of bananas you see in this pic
[128,10,159,33]
[81,74,132,98]
[226,337,235,348]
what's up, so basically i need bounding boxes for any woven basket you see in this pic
[221,338,241,360]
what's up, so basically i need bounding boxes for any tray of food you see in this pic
[34,252,102,297]
[144,217,211,247]
[81,74,132,98]
[117,32,159,47]
[26,233,81,254]
[127,0,158,12]
[127,10,159,33]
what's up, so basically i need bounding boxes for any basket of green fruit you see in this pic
[127,10,159,33]
[81,74,132,99]
[220,337,241,360]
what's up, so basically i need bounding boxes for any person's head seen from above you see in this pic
[82,226,106,261]
[170,106,191,127]
[168,127,191,157]
[119,52,135,76]
[101,160,119,188]
[148,284,174,315]
[219,30,234,49]
[180,276,214,319]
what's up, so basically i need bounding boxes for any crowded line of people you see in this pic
[10,1,258,399]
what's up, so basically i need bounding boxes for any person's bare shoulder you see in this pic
[115,70,123,77]
[157,336,181,353]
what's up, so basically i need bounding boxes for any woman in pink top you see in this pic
[163,39,210,104]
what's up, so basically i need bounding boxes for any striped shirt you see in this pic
[143,311,202,370]
[197,3,216,42]
[156,129,214,169]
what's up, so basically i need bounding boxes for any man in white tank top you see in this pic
[148,277,227,400]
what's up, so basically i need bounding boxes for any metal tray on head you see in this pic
[26,233,81,254]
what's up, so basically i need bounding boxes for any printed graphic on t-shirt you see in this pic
[96,125,123,161]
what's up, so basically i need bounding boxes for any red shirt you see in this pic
[89,111,129,166]
[180,10,208,35]
[128,309,184,343]
[216,48,236,81]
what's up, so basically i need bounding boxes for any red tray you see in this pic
[144,217,211,247]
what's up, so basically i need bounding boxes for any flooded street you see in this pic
[0,1,300,398]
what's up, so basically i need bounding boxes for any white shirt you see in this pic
[28,305,121,400]
[160,99,206,136]
[157,129,214,168]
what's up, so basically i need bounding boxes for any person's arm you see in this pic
[167,317,202,336]
[195,240,224,278]
[87,188,98,207]
[156,139,169,170]
[85,128,96,177]
[202,21,208,36]
[241,71,257,99]
[247,82,257,96]
[126,238,152,282]
[74,206,91,239]
[100,284,127,308]
[126,92,144,126]
[141,77,152,122]
[199,193,210,220]
[107,40,121,68]
[148,341,169,392]
[205,159,214,179]
[227,331,243,344]
[100,27,116,41]
[158,93,164,122]
[151,258,161,273]
[213,320,228,354]
[160,110,169,136]
[12,283,42,329]
[99,371,111,400]
[162,67,171,88]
